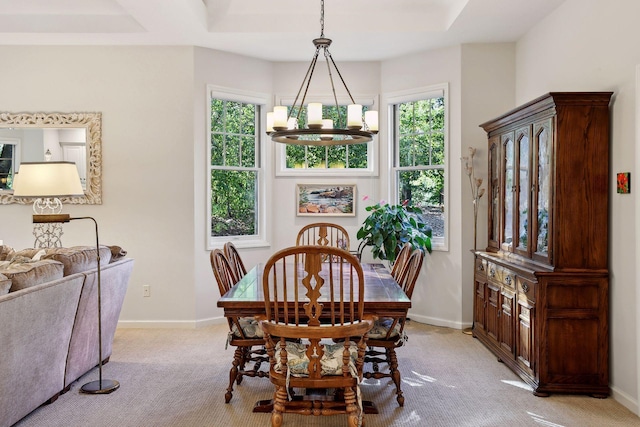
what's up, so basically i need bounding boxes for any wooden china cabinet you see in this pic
[472,92,612,397]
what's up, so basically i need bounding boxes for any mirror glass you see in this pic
[0,112,102,204]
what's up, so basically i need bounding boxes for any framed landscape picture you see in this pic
[297,184,356,216]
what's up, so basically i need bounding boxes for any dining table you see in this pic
[217,261,411,414]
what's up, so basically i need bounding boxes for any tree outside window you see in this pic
[284,105,370,170]
[393,95,446,243]
[210,98,260,238]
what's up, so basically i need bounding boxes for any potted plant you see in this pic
[356,199,432,264]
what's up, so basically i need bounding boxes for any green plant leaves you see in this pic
[356,201,432,263]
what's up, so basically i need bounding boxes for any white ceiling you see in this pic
[0,0,566,62]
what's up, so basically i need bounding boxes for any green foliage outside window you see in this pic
[396,97,445,238]
[284,105,370,169]
[210,98,259,237]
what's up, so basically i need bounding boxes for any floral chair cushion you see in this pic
[274,341,358,377]
[230,317,264,339]
[366,317,402,339]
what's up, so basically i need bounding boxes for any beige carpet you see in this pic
[14,322,640,427]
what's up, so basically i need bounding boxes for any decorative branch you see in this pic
[461,147,485,250]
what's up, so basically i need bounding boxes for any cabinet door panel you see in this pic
[516,127,531,256]
[474,278,486,332]
[499,289,515,356]
[502,134,515,252]
[487,284,500,341]
[488,137,500,249]
[517,298,535,377]
[533,119,553,264]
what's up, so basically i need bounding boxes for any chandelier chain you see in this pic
[266,0,378,145]
[320,0,325,38]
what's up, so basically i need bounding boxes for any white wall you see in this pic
[380,46,464,328]
[0,46,198,325]
[192,47,274,324]
[516,0,640,412]
[460,43,516,324]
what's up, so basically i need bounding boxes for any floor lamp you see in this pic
[13,162,119,394]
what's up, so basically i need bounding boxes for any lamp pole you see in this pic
[33,214,119,394]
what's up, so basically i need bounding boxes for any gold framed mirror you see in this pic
[0,112,102,204]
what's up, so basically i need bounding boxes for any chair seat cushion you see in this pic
[367,317,402,339]
[231,317,264,338]
[274,341,358,377]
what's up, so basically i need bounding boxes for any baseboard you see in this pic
[610,385,639,415]
[117,317,226,329]
[408,313,472,330]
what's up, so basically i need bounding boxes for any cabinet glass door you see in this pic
[488,137,500,249]
[534,120,552,261]
[516,128,530,255]
[502,134,514,251]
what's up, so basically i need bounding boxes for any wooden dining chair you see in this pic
[223,241,247,281]
[209,249,268,403]
[364,248,425,407]
[390,242,413,280]
[258,245,374,427]
[296,222,350,251]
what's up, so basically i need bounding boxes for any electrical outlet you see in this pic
[143,285,150,297]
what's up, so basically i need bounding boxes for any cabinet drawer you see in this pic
[517,277,537,302]
[475,258,487,278]
[487,262,503,284]
[502,269,516,289]
[487,263,516,289]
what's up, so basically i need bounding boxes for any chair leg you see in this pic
[344,386,362,427]
[225,347,244,403]
[237,347,249,385]
[387,348,404,406]
[271,385,287,427]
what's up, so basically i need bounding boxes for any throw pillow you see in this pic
[2,259,64,292]
[0,273,11,296]
[0,245,14,261]
[11,248,42,260]
[42,245,112,275]
[108,245,127,262]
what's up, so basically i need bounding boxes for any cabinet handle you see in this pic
[497,310,501,317]
[505,276,512,286]
[490,268,496,278]
[477,264,485,272]
[522,283,530,293]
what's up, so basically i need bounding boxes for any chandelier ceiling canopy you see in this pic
[266,0,378,146]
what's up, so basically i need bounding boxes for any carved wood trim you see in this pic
[0,112,102,205]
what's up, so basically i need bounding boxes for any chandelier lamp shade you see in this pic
[266,0,378,146]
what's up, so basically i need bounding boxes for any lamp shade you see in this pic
[13,162,84,198]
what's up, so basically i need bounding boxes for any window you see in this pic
[275,96,378,176]
[208,87,266,247]
[0,138,19,190]
[390,85,448,250]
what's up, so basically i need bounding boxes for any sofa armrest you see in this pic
[0,274,84,427]
[64,258,134,388]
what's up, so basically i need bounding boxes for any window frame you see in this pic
[274,94,379,177]
[206,85,269,250]
[0,137,20,191]
[387,83,449,251]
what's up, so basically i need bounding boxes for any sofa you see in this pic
[0,245,134,427]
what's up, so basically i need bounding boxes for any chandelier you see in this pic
[266,0,378,146]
